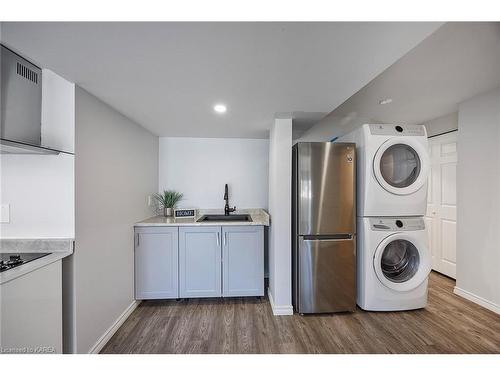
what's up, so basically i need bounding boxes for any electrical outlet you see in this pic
[1,204,10,223]
[147,195,153,206]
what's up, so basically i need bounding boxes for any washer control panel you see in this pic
[369,124,426,136]
[370,217,425,231]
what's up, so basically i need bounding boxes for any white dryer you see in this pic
[357,216,431,311]
[338,124,429,217]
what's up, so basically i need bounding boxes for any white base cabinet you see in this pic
[0,260,62,353]
[134,225,264,300]
[135,226,179,299]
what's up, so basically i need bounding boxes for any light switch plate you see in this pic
[1,204,10,223]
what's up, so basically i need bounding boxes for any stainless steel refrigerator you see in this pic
[292,142,356,314]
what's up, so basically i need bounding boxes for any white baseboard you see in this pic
[267,287,293,316]
[454,286,500,315]
[88,300,141,354]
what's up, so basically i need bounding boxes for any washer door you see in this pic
[373,137,429,195]
[373,233,431,292]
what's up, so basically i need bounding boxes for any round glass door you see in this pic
[380,144,421,188]
[380,240,420,283]
[374,233,431,292]
[373,138,429,196]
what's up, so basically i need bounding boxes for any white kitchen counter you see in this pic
[135,208,270,227]
[0,239,74,285]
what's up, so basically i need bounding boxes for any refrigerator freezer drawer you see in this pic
[295,235,356,314]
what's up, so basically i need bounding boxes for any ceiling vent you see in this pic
[16,61,39,84]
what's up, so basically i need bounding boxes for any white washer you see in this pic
[338,124,429,217]
[357,216,431,311]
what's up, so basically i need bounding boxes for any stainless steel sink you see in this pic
[197,214,252,222]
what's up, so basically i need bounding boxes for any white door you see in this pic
[425,131,457,278]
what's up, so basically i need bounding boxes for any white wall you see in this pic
[426,112,458,137]
[42,69,75,153]
[0,70,75,238]
[455,87,500,313]
[159,137,269,209]
[0,154,74,238]
[268,118,293,315]
[298,110,458,142]
[72,87,158,353]
[297,114,368,143]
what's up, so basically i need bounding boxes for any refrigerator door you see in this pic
[296,142,356,235]
[295,235,356,313]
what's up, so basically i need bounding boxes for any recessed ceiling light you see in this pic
[379,98,393,105]
[214,104,227,113]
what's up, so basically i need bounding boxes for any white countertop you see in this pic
[0,239,74,285]
[135,208,270,227]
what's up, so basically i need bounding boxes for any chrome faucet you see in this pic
[224,184,236,216]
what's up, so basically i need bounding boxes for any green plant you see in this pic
[153,190,183,209]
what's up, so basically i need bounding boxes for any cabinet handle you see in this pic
[137,233,140,247]
[217,232,220,246]
[223,232,227,247]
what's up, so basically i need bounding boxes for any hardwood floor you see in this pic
[101,272,500,354]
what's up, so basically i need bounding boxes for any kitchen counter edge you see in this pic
[0,238,74,285]
[135,209,270,227]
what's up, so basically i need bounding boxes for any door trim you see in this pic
[426,131,457,279]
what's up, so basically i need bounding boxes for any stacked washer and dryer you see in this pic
[339,124,431,311]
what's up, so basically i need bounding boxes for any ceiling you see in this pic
[1,22,441,138]
[301,22,500,141]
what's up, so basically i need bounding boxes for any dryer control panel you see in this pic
[370,217,425,231]
[369,124,426,136]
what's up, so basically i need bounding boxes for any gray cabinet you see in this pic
[222,226,264,297]
[179,226,222,298]
[134,227,179,299]
[134,224,264,300]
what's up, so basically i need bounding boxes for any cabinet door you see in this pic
[1,260,63,353]
[179,226,222,298]
[135,227,179,299]
[222,226,264,297]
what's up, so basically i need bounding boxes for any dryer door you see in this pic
[373,233,431,292]
[373,137,429,195]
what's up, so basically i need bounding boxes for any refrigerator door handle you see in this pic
[302,234,353,241]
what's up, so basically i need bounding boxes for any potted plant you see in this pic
[153,190,183,217]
